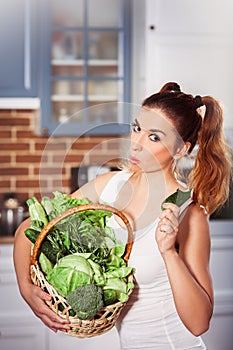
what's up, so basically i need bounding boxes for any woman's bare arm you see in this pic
[13,171,116,332]
[13,219,70,332]
[156,203,213,336]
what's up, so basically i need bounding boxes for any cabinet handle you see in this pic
[149,25,156,30]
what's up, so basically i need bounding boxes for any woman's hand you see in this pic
[14,219,70,333]
[22,282,70,333]
[156,203,180,255]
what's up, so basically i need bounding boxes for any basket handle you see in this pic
[31,203,134,266]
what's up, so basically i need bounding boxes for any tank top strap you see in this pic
[99,170,133,206]
[99,171,193,219]
[179,197,194,221]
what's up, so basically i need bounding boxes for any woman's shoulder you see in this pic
[95,169,133,198]
[181,202,209,226]
[94,170,121,190]
[178,202,210,244]
[71,170,122,202]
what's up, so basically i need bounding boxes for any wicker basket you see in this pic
[30,203,134,338]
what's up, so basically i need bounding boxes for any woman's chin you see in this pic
[127,160,162,173]
[129,163,142,173]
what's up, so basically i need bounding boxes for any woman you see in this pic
[14,82,231,349]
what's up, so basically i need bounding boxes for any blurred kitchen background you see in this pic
[0,0,232,349]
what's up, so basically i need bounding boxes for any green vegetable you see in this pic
[103,289,118,306]
[26,197,48,225]
[161,188,192,210]
[39,252,54,275]
[25,191,135,313]
[25,192,116,268]
[25,228,59,264]
[67,284,104,320]
[41,196,54,217]
[46,253,93,296]
[87,258,106,286]
[105,266,134,279]
[103,277,132,303]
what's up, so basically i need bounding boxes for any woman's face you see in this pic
[129,107,183,173]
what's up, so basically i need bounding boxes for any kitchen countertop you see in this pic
[0,236,15,244]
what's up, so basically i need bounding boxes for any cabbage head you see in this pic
[46,253,93,296]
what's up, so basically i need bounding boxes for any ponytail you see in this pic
[190,96,232,215]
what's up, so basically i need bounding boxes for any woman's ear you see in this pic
[174,142,191,159]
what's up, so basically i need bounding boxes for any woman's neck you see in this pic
[114,168,179,231]
[130,168,178,197]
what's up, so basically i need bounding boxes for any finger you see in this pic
[35,300,70,325]
[39,289,52,302]
[42,308,69,325]
[42,313,70,332]
[159,224,175,234]
[161,208,180,223]
[160,211,177,225]
[160,207,179,227]
[160,213,179,229]
[162,202,180,216]
[158,217,178,233]
[32,285,51,302]
[159,223,177,233]
[51,327,58,333]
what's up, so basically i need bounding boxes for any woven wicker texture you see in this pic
[30,203,134,338]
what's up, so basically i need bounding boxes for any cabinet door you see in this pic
[145,4,233,350]
[48,326,120,350]
[0,0,37,97]
[0,244,33,314]
[40,0,131,136]
[145,0,233,129]
[0,244,47,350]
[0,325,46,350]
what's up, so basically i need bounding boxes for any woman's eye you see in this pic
[149,134,160,142]
[131,124,141,132]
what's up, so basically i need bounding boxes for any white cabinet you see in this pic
[146,0,233,35]
[0,244,30,314]
[0,244,47,350]
[48,327,120,350]
[0,324,46,350]
[202,221,233,350]
[144,1,233,347]
[145,0,233,129]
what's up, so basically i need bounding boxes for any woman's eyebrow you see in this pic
[133,118,140,125]
[134,118,166,136]
[149,128,166,136]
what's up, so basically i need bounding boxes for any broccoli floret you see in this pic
[66,284,104,320]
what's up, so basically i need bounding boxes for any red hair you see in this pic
[142,82,232,214]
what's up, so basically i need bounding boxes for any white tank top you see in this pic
[99,170,206,350]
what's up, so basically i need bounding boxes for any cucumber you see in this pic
[161,188,192,210]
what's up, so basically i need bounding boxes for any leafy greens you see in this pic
[25,192,135,315]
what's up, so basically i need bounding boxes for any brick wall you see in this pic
[0,109,122,206]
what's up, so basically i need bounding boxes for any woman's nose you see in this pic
[131,133,146,151]
[132,141,142,151]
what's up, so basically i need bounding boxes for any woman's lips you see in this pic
[130,156,140,164]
